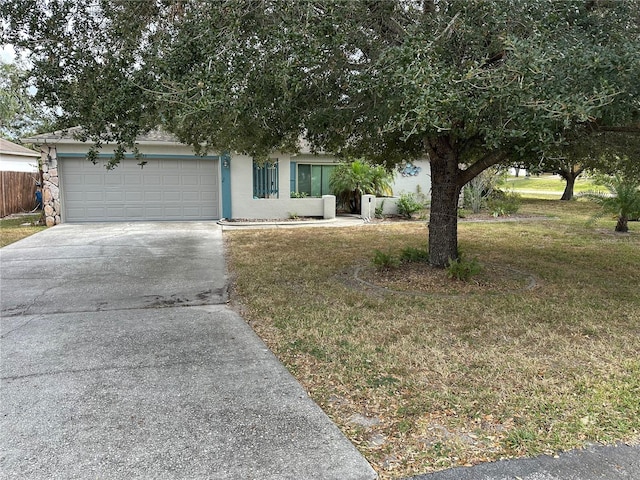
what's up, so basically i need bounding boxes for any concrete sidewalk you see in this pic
[0,223,376,479]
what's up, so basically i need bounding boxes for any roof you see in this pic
[0,138,40,157]
[23,127,319,155]
[23,127,180,145]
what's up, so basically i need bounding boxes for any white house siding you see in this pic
[229,154,431,220]
[391,160,431,197]
[0,138,39,172]
[229,154,326,219]
[0,156,39,172]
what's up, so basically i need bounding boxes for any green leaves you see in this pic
[329,160,394,214]
[1,0,638,168]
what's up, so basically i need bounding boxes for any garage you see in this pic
[59,157,220,222]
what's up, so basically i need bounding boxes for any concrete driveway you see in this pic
[0,223,376,480]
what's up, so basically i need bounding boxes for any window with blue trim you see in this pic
[253,159,279,198]
[296,164,336,197]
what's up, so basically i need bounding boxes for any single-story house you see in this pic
[0,138,40,172]
[24,129,431,226]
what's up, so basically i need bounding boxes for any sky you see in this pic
[0,44,16,63]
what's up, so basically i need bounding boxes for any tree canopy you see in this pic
[3,0,639,265]
[0,60,51,140]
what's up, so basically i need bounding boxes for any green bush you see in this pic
[446,255,482,282]
[487,191,521,217]
[329,160,394,214]
[375,200,385,219]
[582,174,640,232]
[372,250,399,270]
[463,167,508,213]
[396,192,424,218]
[400,246,429,263]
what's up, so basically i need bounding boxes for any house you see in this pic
[24,129,430,225]
[0,138,39,172]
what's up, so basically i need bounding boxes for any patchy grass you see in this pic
[504,174,600,197]
[225,199,640,478]
[0,214,46,247]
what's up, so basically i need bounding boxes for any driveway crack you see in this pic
[1,360,214,382]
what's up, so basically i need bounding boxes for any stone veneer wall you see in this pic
[40,146,61,226]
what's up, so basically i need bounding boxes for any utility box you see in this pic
[361,194,376,220]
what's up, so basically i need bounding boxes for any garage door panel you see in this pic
[60,157,219,222]
[182,191,200,201]
[125,206,144,217]
[163,176,180,186]
[144,175,162,185]
[82,174,105,186]
[85,192,104,201]
[163,191,181,201]
[145,206,163,216]
[163,206,181,216]
[144,192,162,201]
[124,175,142,185]
[105,191,123,201]
[182,175,199,186]
[85,207,107,217]
[125,191,143,201]
[104,174,123,185]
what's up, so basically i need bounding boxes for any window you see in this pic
[296,164,336,197]
[253,159,279,198]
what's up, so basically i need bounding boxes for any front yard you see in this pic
[0,214,45,247]
[225,199,640,478]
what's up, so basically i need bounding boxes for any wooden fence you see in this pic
[0,171,39,218]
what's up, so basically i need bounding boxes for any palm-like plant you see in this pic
[329,160,393,213]
[583,174,640,232]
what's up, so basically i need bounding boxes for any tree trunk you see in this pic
[615,215,629,232]
[427,140,461,268]
[560,175,577,200]
[559,165,583,201]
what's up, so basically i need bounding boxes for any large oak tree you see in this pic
[3,0,639,266]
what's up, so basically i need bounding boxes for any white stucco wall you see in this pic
[391,160,431,198]
[229,154,330,219]
[227,154,432,219]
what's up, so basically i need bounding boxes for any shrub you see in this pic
[291,191,308,198]
[457,208,470,218]
[375,200,385,219]
[396,192,424,218]
[400,246,429,263]
[446,255,482,282]
[487,191,521,217]
[463,167,509,213]
[329,160,394,214]
[582,174,640,232]
[372,250,399,270]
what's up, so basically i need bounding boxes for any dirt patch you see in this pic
[356,261,537,296]
[370,212,551,225]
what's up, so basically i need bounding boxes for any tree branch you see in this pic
[457,151,509,187]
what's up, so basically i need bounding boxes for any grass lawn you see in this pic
[225,199,640,478]
[0,213,46,247]
[504,174,601,197]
